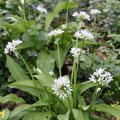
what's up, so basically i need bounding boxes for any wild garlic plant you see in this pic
[1,1,120,120]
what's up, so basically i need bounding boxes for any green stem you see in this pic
[17,52,40,100]
[65,0,69,24]
[89,86,98,111]
[67,96,74,119]
[71,59,75,84]
[57,42,62,76]
[60,0,69,25]
[73,62,77,108]
[57,98,67,112]
[22,0,27,21]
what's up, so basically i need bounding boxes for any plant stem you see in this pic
[23,0,27,21]
[57,42,62,76]
[67,96,74,119]
[73,62,77,108]
[17,52,40,100]
[89,86,98,111]
[65,0,69,24]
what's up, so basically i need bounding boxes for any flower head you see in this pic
[36,5,47,14]
[89,68,113,86]
[52,76,72,100]
[74,29,94,40]
[20,0,24,4]
[90,9,101,15]
[61,24,67,30]
[49,71,54,76]
[48,29,64,37]
[72,11,90,21]
[70,48,85,63]
[4,39,22,57]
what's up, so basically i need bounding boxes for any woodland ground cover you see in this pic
[0,0,120,120]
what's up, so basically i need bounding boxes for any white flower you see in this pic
[36,68,42,74]
[74,29,94,40]
[52,76,72,100]
[72,11,90,21]
[48,29,64,37]
[90,9,101,15]
[20,0,24,4]
[36,5,47,14]
[61,24,67,29]
[89,68,113,86]
[70,48,85,63]
[49,71,54,76]
[4,39,22,57]
[96,87,101,93]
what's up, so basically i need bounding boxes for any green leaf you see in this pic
[51,48,64,69]
[0,94,25,104]
[34,74,54,88]
[9,80,41,97]
[57,111,70,120]
[23,112,53,120]
[78,96,86,109]
[17,40,35,50]
[77,81,96,94]
[1,15,35,33]
[90,115,107,120]
[36,51,55,74]
[0,109,10,120]
[93,104,120,119]
[10,100,49,118]
[45,1,78,31]
[7,56,29,81]
[72,109,89,120]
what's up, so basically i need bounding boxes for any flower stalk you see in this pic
[57,40,62,76]
[17,52,40,100]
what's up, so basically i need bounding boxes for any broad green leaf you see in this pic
[93,104,120,119]
[51,48,64,69]
[78,40,102,47]
[0,94,25,104]
[90,115,107,120]
[77,81,96,94]
[0,109,10,120]
[9,80,41,97]
[78,96,86,109]
[34,74,54,88]
[57,111,70,120]
[10,100,49,118]
[23,112,53,120]
[17,40,35,50]
[45,1,78,31]
[35,31,48,49]
[1,15,35,33]
[7,56,29,81]
[36,51,55,74]
[72,109,89,120]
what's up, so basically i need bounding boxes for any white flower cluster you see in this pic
[20,0,24,4]
[4,39,22,57]
[74,29,94,40]
[89,68,113,86]
[36,5,48,14]
[48,29,64,37]
[72,11,90,21]
[70,48,85,63]
[61,24,67,30]
[52,76,72,100]
[90,9,101,15]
